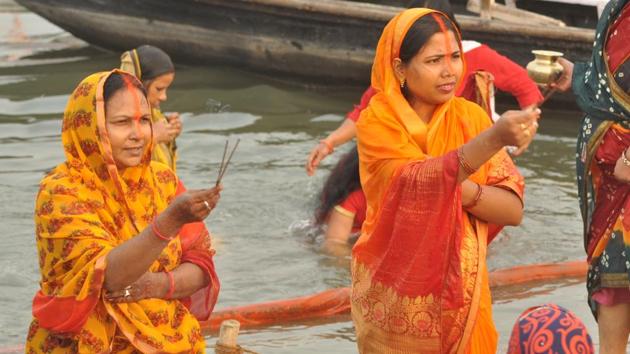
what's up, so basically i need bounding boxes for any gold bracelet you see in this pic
[458,147,477,175]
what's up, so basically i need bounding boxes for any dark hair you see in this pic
[399,12,459,64]
[407,0,460,31]
[103,72,147,104]
[135,45,174,84]
[314,145,361,226]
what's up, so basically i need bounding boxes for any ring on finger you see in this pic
[203,200,211,211]
[524,129,531,137]
[123,286,132,298]
[520,123,528,130]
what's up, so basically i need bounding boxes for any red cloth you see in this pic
[346,87,377,122]
[592,288,630,306]
[346,45,542,122]
[337,189,366,233]
[586,127,630,259]
[461,45,542,108]
[175,181,220,321]
[606,3,630,73]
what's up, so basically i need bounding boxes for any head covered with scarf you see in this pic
[352,8,523,353]
[121,45,178,171]
[507,304,594,354]
[27,70,218,353]
[120,45,175,84]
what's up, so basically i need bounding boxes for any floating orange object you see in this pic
[0,260,588,353]
[200,287,351,333]
[200,260,587,333]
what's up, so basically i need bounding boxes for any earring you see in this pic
[400,78,406,88]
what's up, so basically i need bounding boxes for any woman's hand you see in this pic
[492,108,541,156]
[165,185,222,225]
[165,113,183,139]
[549,57,574,93]
[614,149,630,183]
[105,271,168,303]
[306,140,333,176]
[153,119,180,144]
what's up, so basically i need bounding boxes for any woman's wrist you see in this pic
[154,212,182,239]
[486,124,508,150]
[163,270,175,299]
[320,138,335,154]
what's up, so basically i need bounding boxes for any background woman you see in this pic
[553,1,630,352]
[121,44,182,171]
[313,145,364,255]
[352,8,539,353]
[26,70,220,352]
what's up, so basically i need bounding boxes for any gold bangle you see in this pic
[458,147,477,175]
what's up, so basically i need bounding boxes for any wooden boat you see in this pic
[16,0,594,86]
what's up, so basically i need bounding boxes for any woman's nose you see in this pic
[129,120,144,140]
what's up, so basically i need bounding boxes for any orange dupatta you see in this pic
[352,9,524,354]
[26,71,218,353]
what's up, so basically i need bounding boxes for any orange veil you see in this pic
[352,9,524,354]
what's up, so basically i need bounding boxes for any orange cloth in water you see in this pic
[352,8,523,354]
[26,70,219,353]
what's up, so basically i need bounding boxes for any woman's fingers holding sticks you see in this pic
[187,188,221,217]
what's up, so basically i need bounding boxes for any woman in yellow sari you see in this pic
[26,70,220,353]
[121,45,181,171]
[352,8,540,353]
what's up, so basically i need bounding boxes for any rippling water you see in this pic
[0,2,598,352]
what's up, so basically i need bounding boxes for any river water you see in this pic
[0,1,599,352]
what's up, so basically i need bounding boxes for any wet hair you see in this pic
[135,45,174,84]
[103,72,147,104]
[314,145,361,226]
[407,0,460,30]
[399,12,460,64]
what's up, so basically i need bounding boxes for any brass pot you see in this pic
[526,50,564,86]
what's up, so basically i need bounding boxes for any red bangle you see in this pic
[463,183,483,209]
[320,139,334,154]
[151,218,173,242]
[164,271,175,299]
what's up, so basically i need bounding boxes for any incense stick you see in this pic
[215,139,240,187]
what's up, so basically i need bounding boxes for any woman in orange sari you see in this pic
[26,70,220,353]
[352,8,540,353]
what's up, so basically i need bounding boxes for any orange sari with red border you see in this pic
[352,9,524,354]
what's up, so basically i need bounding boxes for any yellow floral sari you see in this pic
[26,70,218,353]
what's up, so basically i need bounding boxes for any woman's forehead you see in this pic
[418,31,459,56]
[106,88,149,111]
